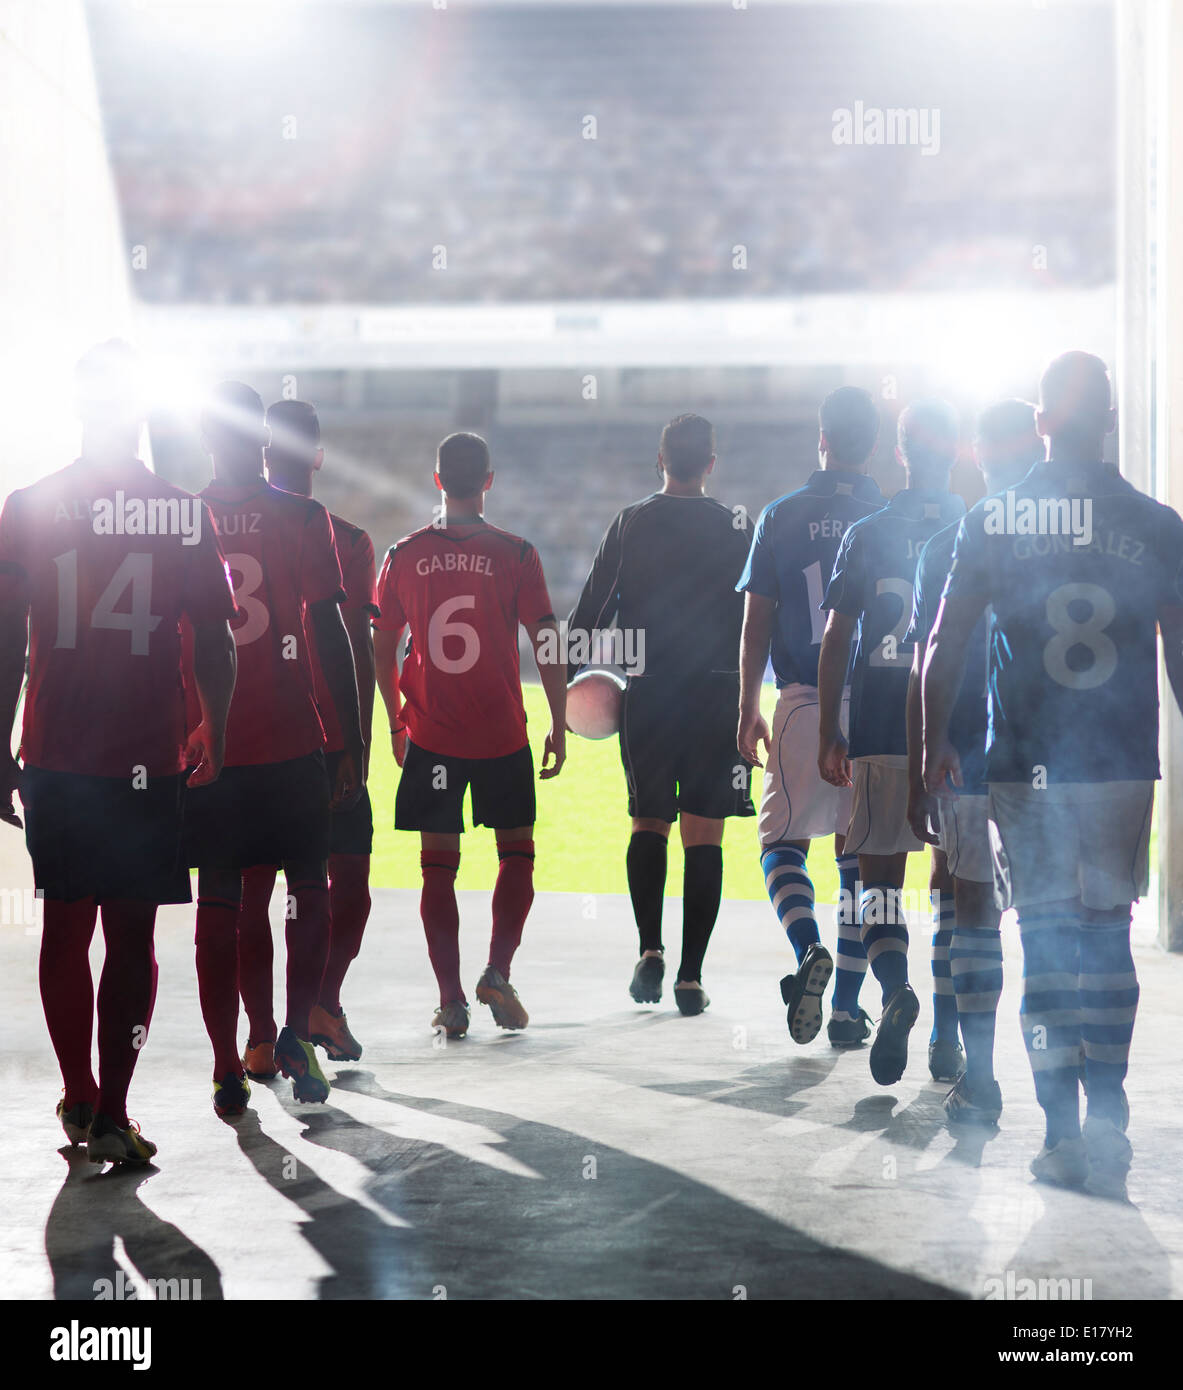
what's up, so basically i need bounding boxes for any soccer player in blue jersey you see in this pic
[923,352,1183,1194]
[817,399,966,1086]
[905,400,1043,1126]
[737,387,885,1046]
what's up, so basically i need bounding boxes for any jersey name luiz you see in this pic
[415,551,495,576]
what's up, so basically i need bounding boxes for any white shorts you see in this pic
[759,683,853,847]
[937,793,993,884]
[845,755,925,857]
[987,780,1154,911]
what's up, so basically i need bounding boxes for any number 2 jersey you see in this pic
[374,520,555,760]
[737,469,885,687]
[186,477,345,768]
[0,457,237,778]
[943,460,1183,784]
[823,488,966,758]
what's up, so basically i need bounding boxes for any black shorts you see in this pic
[21,764,191,904]
[394,740,535,834]
[326,749,374,856]
[183,752,331,870]
[620,672,754,823]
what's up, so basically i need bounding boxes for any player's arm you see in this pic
[817,609,856,787]
[738,592,774,767]
[566,514,623,684]
[373,623,406,767]
[1160,604,1183,715]
[905,649,940,844]
[185,619,237,788]
[921,592,987,796]
[309,598,364,809]
[344,604,376,779]
[525,616,567,779]
[0,596,29,826]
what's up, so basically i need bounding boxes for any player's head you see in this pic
[818,386,879,471]
[658,413,716,483]
[265,399,324,488]
[896,397,959,486]
[435,431,493,502]
[1036,351,1116,457]
[201,381,270,471]
[975,398,1042,492]
[74,339,145,436]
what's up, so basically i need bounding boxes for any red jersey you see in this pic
[188,478,344,767]
[308,513,378,754]
[374,520,554,759]
[0,458,236,778]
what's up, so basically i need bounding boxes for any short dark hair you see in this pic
[897,397,960,474]
[202,380,268,448]
[436,432,491,499]
[266,399,321,462]
[660,413,715,481]
[976,398,1037,446]
[1038,352,1112,441]
[819,386,879,466]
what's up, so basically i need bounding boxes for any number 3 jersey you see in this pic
[0,458,237,777]
[823,488,967,759]
[188,477,345,768]
[374,520,555,760]
[943,460,1183,784]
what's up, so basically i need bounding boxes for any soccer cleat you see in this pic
[629,953,665,1004]
[674,982,710,1016]
[475,968,529,1030]
[212,1071,251,1119]
[1029,1136,1088,1189]
[56,1096,94,1146]
[944,1074,1002,1127]
[869,985,919,1086]
[274,1025,330,1104]
[310,1004,363,1062]
[242,1039,278,1080]
[779,943,833,1045]
[432,1000,471,1038]
[86,1114,157,1167]
[1082,1116,1133,1199]
[928,1037,967,1083]
[828,1009,872,1049]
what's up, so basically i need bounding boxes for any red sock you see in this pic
[319,853,372,1013]
[195,895,242,1080]
[96,901,158,1129]
[285,880,330,1038]
[39,898,99,1108]
[237,865,278,1043]
[420,851,462,1005]
[489,839,535,980]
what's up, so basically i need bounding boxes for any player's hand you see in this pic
[539,725,566,779]
[0,752,22,828]
[906,782,942,846]
[391,727,406,768]
[737,709,771,768]
[332,741,364,811]
[818,732,852,788]
[923,738,963,799]
[185,722,225,788]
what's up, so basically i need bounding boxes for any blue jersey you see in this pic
[907,519,989,794]
[823,488,967,758]
[737,470,884,687]
[943,461,1183,784]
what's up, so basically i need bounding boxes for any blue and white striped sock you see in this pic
[761,843,819,965]
[930,888,958,1044]
[1018,906,1081,1145]
[831,855,866,1015]
[1079,908,1138,1128]
[950,925,1003,1083]
[860,883,908,1004]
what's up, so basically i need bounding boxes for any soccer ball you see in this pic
[566,670,626,740]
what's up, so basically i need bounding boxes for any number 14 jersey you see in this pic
[374,520,555,760]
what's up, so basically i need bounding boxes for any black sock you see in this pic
[627,831,667,955]
[679,845,723,983]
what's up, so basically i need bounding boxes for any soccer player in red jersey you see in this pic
[236,400,379,1074]
[0,341,237,1164]
[373,432,566,1037]
[184,382,364,1114]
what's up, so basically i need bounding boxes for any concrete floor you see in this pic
[2,854,1182,1301]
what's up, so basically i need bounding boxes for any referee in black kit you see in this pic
[568,414,755,1015]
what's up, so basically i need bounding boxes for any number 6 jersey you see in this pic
[942,460,1183,784]
[0,457,237,777]
[374,519,555,760]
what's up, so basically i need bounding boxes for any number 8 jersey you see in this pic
[374,520,555,759]
[943,460,1183,784]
